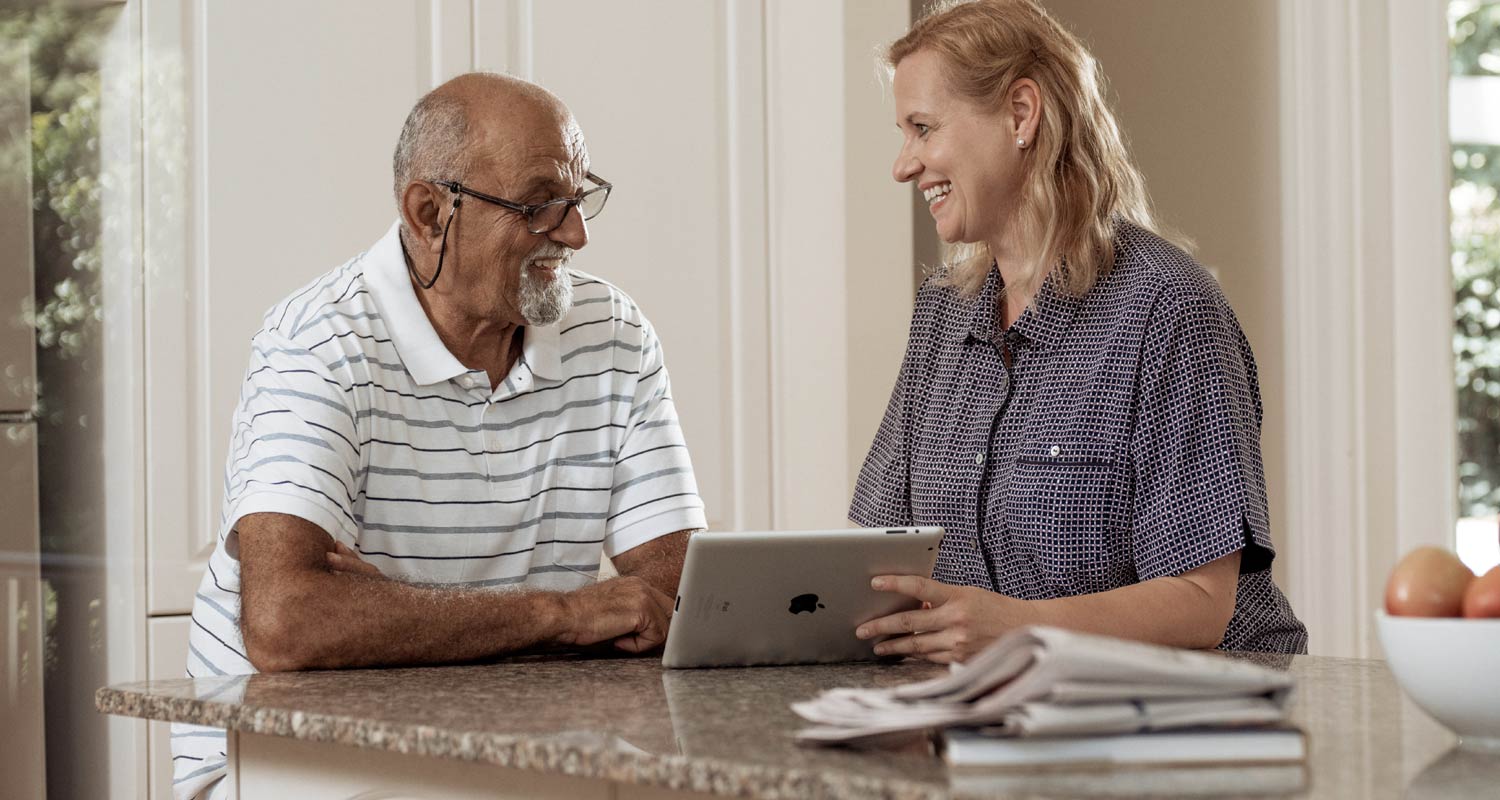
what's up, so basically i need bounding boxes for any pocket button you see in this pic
[1049,445,1061,457]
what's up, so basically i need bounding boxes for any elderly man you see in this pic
[171,72,705,799]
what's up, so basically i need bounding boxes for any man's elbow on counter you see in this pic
[244,620,306,673]
[241,591,323,673]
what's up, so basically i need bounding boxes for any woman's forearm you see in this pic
[1024,552,1241,650]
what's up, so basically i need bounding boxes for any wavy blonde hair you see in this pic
[889,0,1184,297]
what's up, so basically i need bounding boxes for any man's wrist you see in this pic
[536,590,577,647]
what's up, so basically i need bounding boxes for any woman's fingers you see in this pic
[857,576,955,640]
[871,574,952,604]
[871,629,957,657]
[856,605,944,639]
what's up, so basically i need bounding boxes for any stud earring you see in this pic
[1017,138,1027,148]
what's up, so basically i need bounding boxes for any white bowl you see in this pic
[1375,610,1500,751]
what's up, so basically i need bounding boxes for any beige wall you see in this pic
[846,1,916,505]
[1042,0,1287,582]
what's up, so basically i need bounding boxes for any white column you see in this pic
[1278,0,1452,658]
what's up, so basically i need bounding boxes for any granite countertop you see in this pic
[97,652,1494,799]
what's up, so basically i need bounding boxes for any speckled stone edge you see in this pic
[96,686,950,800]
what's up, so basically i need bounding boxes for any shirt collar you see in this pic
[363,220,564,386]
[363,221,466,386]
[965,263,1083,350]
[520,313,562,381]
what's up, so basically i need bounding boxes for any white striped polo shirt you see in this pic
[171,221,707,799]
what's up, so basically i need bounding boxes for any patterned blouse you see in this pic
[851,221,1308,653]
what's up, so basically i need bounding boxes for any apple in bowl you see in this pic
[1377,548,1500,751]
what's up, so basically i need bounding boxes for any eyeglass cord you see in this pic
[410,193,462,290]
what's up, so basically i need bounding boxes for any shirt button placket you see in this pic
[481,391,500,460]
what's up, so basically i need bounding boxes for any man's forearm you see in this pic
[246,569,568,671]
[613,529,691,597]
[237,512,676,671]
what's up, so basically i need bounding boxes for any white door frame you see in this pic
[1277,0,1453,658]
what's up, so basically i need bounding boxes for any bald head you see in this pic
[392,72,592,332]
[391,72,582,210]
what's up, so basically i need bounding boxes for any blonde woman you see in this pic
[851,0,1306,661]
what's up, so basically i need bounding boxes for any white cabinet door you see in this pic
[0,424,45,800]
[142,0,469,614]
[478,0,911,531]
[501,0,774,532]
[141,0,912,613]
[238,732,614,799]
[147,615,192,800]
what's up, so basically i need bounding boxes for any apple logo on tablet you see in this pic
[789,594,825,614]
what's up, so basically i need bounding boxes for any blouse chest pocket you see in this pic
[1005,440,1134,597]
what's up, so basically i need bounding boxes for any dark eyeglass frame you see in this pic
[410,172,613,289]
[436,172,612,234]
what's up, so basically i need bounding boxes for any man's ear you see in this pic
[399,180,449,254]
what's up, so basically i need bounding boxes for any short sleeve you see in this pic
[605,319,707,556]
[220,329,361,552]
[850,290,927,528]
[1130,290,1274,582]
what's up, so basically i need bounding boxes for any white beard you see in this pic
[519,262,574,326]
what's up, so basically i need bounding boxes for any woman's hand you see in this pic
[855,575,1036,664]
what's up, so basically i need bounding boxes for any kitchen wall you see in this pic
[844,2,916,500]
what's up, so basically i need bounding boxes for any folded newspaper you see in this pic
[793,626,1295,747]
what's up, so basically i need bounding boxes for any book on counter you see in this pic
[945,758,1309,798]
[941,724,1307,770]
[792,626,1299,749]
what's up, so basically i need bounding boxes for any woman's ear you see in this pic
[399,180,449,253]
[1009,77,1042,147]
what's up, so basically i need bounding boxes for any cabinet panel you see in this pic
[142,0,459,613]
[237,732,609,799]
[522,0,770,531]
[148,616,192,800]
[0,424,45,800]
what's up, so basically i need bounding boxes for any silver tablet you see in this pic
[661,526,945,668]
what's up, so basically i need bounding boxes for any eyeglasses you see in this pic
[411,172,612,289]
[434,172,612,235]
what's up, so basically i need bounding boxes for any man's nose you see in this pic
[548,204,589,250]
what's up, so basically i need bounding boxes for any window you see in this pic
[1450,0,1500,574]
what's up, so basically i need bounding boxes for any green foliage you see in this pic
[1451,1,1500,76]
[1452,2,1500,515]
[1,7,112,401]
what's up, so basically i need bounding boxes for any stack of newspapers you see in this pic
[793,626,1304,769]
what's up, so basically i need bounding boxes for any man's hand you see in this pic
[556,576,674,653]
[855,575,1035,664]
[325,541,382,577]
